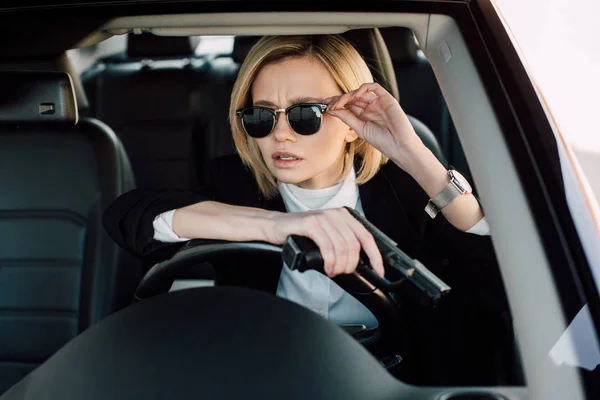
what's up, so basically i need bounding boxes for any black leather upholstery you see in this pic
[380,28,450,147]
[231,35,262,64]
[340,29,399,101]
[0,71,77,124]
[407,115,446,166]
[127,33,200,59]
[0,54,90,114]
[82,43,209,189]
[379,27,418,65]
[380,27,463,173]
[0,71,138,393]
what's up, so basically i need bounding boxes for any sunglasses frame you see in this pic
[235,102,329,138]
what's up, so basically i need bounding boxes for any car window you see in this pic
[67,29,518,388]
[194,35,234,55]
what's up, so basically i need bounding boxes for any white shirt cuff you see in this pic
[152,209,191,242]
[465,216,491,236]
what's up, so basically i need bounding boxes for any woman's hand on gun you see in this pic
[266,207,385,278]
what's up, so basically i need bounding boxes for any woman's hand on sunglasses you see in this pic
[323,82,425,169]
[267,207,385,278]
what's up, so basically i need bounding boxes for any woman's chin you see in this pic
[271,169,310,186]
[275,174,305,186]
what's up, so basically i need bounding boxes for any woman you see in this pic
[104,34,511,384]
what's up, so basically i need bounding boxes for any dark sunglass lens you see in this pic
[241,108,274,138]
[288,105,323,135]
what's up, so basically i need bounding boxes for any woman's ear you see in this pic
[345,128,359,143]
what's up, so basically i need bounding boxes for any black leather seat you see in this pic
[380,27,451,165]
[0,71,138,393]
[82,33,209,189]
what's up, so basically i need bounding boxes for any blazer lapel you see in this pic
[359,167,422,258]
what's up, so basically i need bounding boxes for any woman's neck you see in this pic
[279,165,357,211]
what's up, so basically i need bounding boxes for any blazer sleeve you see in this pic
[383,162,508,314]
[422,217,509,314]
[102,163,219,263]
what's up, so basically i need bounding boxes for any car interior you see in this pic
[0,26,501,392]
[0,9,590,400]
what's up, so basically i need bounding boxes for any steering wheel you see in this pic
[134,237,404,355]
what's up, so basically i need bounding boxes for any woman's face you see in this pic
[251,56,357,189]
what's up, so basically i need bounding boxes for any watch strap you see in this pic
[424,171,468,218]
[431,180,463,210]
[424,200,441,219]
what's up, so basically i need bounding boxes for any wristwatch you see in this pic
[424,170,472,219]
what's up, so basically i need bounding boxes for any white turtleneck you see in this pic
[152,168,490,328]
[276,167,378,327]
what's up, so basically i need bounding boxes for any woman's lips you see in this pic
[272,151,303,169]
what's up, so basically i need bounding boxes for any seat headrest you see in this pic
[232,36,262,64]
[0,53,89,112]
[379,27,418,65]
[127,33,200,58]
[340,28,399,101]
[0,71,78,125]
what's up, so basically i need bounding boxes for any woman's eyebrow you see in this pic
[253,100,277,107]
[289,96,324,104]
[253,97,324,107]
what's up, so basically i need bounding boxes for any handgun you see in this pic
[282,207,451,306]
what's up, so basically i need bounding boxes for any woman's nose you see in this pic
[271,113,297,142]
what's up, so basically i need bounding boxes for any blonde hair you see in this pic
[229,34,389,198]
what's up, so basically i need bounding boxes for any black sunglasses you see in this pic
[235,103,328,138]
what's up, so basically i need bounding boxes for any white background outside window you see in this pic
[493,0,600,203]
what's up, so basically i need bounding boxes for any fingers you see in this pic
[348,105,365,118]
[327,82,390,111]
[349,99,370,109]
[344,213,385,277]
[303,216,337,276]
[301,209,384,278]
[326,108,365,135]
[321,96,336,105]
[328,211,361,275]
[352,82,389,102]
[317,217,349,277]
[326,98,369,129]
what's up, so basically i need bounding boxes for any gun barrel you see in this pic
[344,206,451,304]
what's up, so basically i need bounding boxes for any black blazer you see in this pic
[103,154,514,385]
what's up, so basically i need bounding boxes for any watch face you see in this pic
[450,170,473,193]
